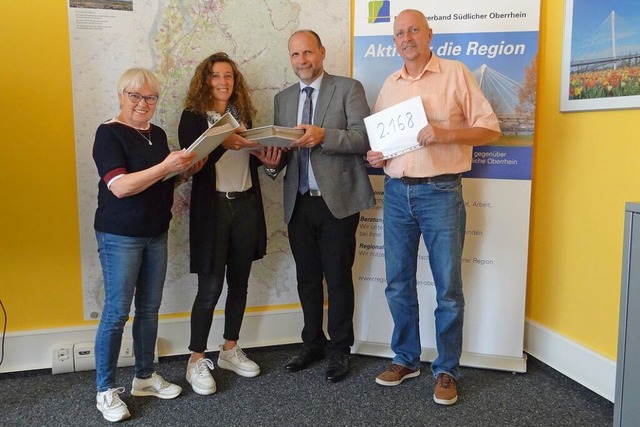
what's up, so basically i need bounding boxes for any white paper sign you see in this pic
[364,96,428,159]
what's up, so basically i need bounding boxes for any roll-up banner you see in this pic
[351,0,541,372]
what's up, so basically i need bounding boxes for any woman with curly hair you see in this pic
[178,52,268,395]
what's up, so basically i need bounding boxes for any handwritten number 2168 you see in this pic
[377,112,414,139]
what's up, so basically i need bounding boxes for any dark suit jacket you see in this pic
[273,73,375,223]
[178,109,267,273]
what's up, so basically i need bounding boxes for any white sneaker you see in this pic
[96,387,130,422]
[186,358,217,395]
[217,345,260,378]
[131,372,182,399]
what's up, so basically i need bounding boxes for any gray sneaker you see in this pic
[186,358,217,395]
[131,372,182,399]
[96,387,130,422]
[217,345,260,377]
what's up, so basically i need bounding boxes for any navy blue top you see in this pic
[93,120,175,237]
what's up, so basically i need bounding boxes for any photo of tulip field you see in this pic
[569,67,640,100]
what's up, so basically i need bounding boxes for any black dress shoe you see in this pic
[325,353,349,383]
[285,346,325,372]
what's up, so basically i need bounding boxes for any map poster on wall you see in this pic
[67,0,352,321]
[351,0,540,371]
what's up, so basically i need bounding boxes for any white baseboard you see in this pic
[0,309,304,374]
[524,319,616,402]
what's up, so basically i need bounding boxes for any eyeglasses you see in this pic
[124,91,159,105]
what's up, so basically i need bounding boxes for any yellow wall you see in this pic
[1,1,636,360]
[529,1,640,360]
[0,2,85,329]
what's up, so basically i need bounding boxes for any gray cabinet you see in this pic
[615,202,640,426]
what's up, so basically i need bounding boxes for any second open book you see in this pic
[239,125,304,147]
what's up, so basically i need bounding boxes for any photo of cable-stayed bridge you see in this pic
[568,1,640,101]
[473,62,536,136]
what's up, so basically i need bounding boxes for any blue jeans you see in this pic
[383,176,466,380]
[95,231,168,391]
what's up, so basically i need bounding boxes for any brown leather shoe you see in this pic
[433,373,458,405]
[375,364,420,386]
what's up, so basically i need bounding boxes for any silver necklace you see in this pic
[135,127,152,145]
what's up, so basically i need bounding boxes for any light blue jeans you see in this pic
[95,231,167,392]
[383,176,466,380]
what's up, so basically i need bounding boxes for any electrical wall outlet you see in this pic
[52,343,74,374]
[51,337,153,374]
[73,342,96,372]
[118,337,135,367]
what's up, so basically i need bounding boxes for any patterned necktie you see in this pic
[298,86,314,194]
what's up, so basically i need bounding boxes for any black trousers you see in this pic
[189,192,259,353]
[287,193,360,355]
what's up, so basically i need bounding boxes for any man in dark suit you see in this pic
[261,29,374,382]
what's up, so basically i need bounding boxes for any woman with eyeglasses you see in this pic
[92,68,205,422]
[178,53,270,395]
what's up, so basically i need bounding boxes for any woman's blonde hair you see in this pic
[117,68,160,96]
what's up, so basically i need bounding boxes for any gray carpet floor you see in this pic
[0,345,613,426]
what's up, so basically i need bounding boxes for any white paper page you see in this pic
[364,96,428,159]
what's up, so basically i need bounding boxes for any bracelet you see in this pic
[265,167,277,174]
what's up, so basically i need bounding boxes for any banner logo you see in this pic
[368,1,390,23]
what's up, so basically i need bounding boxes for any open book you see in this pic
[164,112,240,180]
[239,125,304,148]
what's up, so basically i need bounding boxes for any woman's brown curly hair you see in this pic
[184,52,256,125]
